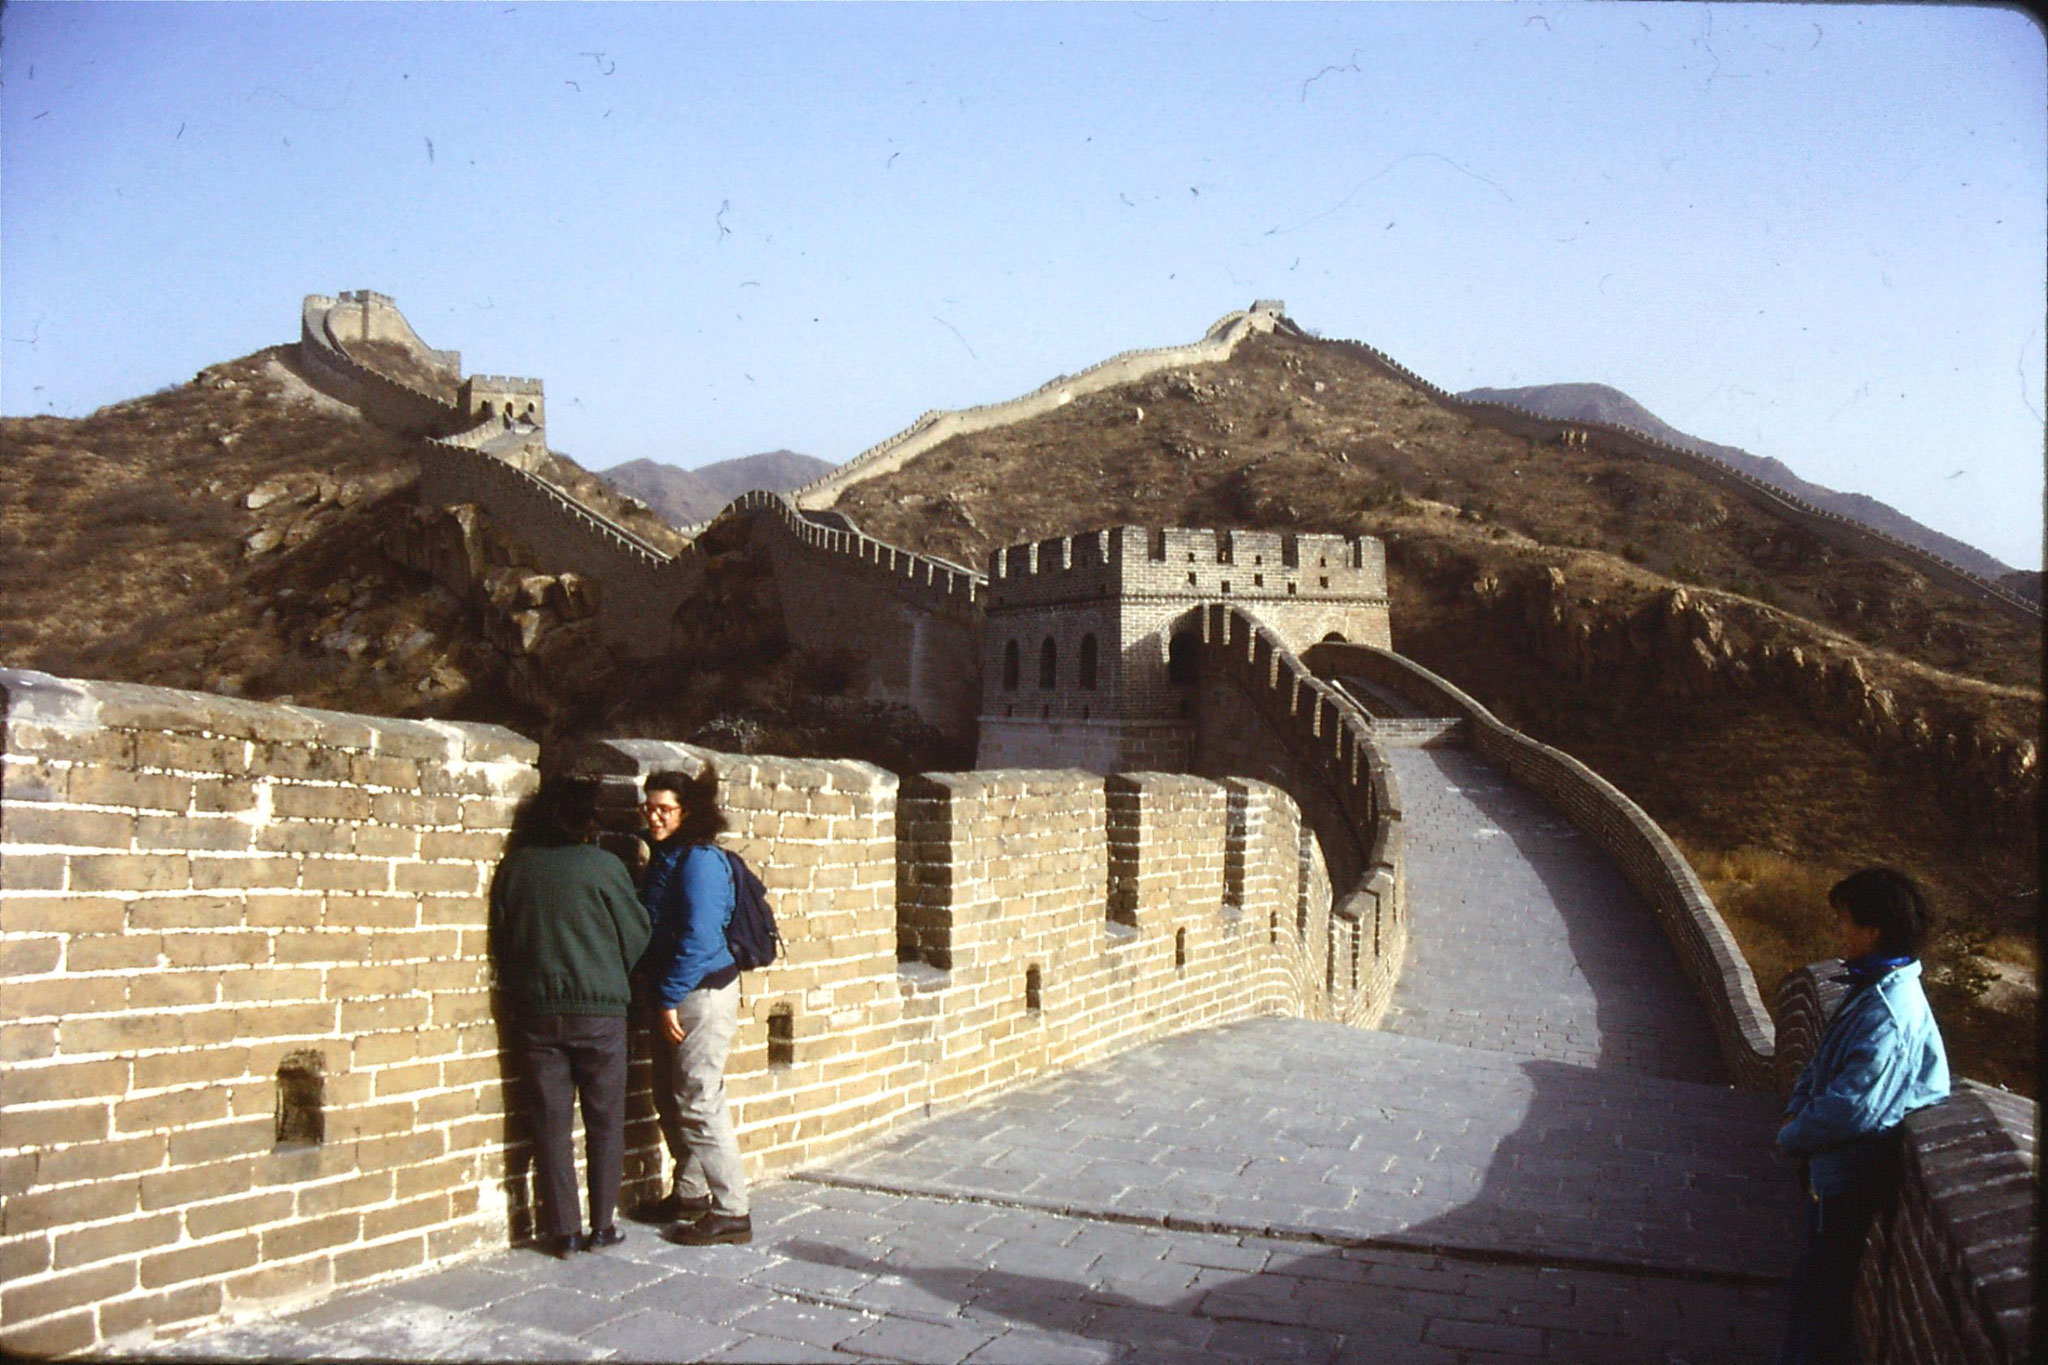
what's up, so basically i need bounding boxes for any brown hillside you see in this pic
[829,325,2041,1093]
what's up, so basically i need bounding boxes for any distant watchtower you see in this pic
[977,526,1390,772]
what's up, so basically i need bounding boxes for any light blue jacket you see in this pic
[1779,957,1949,1197]
[639,841,736,1008]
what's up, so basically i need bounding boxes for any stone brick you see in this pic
[127,893,238,929]
[215,967,321,1004]
[2,1021,58,1062]
[0,934,64,976]
[295,1170,395,1217]
[52,1211,182,1270]
[332,1233,425,1281]
[1,757,69,802]
[1,974,111,1020]
[253,743,353,783]
[302,857,392,892]
[0,1100,109,1147]
[192,856,302,890]
[141,1159,256,1211]
[354,825,420,859]
[94,1279,225,1342]
[139,1233,259,1289]
[3,1259,138,1332]
[340,996,429,1033]
[137,732,250,775]
[255,821,353,856]
[228,1001,337,1038]
[0,853,68,891]
[0,1231,52,1281]
[66,768,192,813]
[242,893,321,927]
[163,931,271,968]
[342,897,425,930]
[61,1011,184,1055]
[136,813,253,852]
[2,805,135,849]
[362,1191,451,1240]
[166,1119,273,1167]
[5,1058,131,1105]
[395,862,480,894]
[0,1310,97,1358]
[223,1257,333,1305]
[115,1087,233,1134]
[190,778,260,814]
[183,1190,295,1240]
[355,1128,445,1171]
[420,830,504,862]
[271,930,371,964]
[350,753,421,788]
[32,1132,167,1188]
[66,931,166,971]
[127,971,221,1009]
[1,894,126,933]
[4,1178,142,1234]
[274,784,374,822]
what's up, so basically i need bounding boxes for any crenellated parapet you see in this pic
[718,490,984,620]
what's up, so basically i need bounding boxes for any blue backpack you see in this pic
[720,849,783,972]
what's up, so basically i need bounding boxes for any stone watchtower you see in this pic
[977,526,1391,772]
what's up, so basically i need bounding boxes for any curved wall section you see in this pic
[1313,641,1775,1088]
[794,304,1285,509]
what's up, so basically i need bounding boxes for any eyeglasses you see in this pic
[641,801,682,817]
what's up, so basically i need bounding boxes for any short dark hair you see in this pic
[513,776,601,848]
[644,766,729,843]
[1829,866,1933,958]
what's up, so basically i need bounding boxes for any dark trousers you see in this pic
[1777,1180,1886,1365]
[511,1013,628,1239]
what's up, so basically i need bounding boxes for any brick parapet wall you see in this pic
[1773,964,2036,1364]
[792,304,1284,510]
[1293,322,2036,624]
[0,670,537,1358]
[721,491,983,619]
[1314,642,1774,1088]
[416,441,697,660]
[1191,608,1405,1026]
[296,297,466,440]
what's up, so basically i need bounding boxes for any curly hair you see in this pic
[644,765,730,843]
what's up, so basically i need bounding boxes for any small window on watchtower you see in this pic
[1039,637,1058,689]
[276,1051,325,1147]
[1025,965,1043,1013]
[1175,927,1189,973]
[1078,634,1098,691]
[767,1005,795,1069]
[1003,640,1020,691]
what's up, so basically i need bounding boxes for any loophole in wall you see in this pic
[1026,965,1043,1014]
[767,1006,795,1069]
[1174,927,1188,973]
[276,1051,326,1147]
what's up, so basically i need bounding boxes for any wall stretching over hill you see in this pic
[1773,967,2035,1365]
[1309,641,1775,1089]
[1297,323,2039,625]
[0,668,1377,1354]
[793,302,1287,510]
[297,295,467,439]
[417,439,699,660]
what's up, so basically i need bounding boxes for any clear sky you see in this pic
[5,2,2043,570]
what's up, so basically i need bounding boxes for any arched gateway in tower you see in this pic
[976,525,1392,772]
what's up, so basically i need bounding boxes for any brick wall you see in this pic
[0,670,536,1357]
[3,672,1385,1353]
[1773,965,2036,1364]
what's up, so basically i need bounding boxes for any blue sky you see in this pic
[5,2,2043,570]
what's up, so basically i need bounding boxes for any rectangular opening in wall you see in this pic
[1223,787,1247,916]
[767,1006,795,1069]
[275,1051,326,1147]
[1287,582,1297,596]
[1026,965,1043,1014]
[1175,927,1188,973]
[1296,823,1313,945]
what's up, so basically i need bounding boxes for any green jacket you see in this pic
[489,844,653,1018]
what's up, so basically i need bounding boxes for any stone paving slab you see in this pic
[135,1173,1782,1364]
[1382,747,1725,1083]
[816,1017,1799,1280]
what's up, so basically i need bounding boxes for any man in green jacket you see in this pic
[490,777,652,1258]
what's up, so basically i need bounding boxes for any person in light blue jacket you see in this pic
[1775,866,1950,1365]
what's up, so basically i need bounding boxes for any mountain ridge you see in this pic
[602,449,833,527]
[1458,381,2016,582]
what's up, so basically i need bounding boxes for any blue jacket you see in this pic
[639,840,737,1008]
[1779,957,1949,1197]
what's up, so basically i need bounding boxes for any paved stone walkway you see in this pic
[132,746,1800,1363]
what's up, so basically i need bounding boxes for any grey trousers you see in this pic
[651,979,750,1217]
[511,1013,628,1239]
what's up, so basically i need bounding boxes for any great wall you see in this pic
[0,293,2032,1359]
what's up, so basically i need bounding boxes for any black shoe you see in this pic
[583,1226,626,1251]
[663,1212,752,1246]
[540,1233,581,1260]
[633,1191,712,1224]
